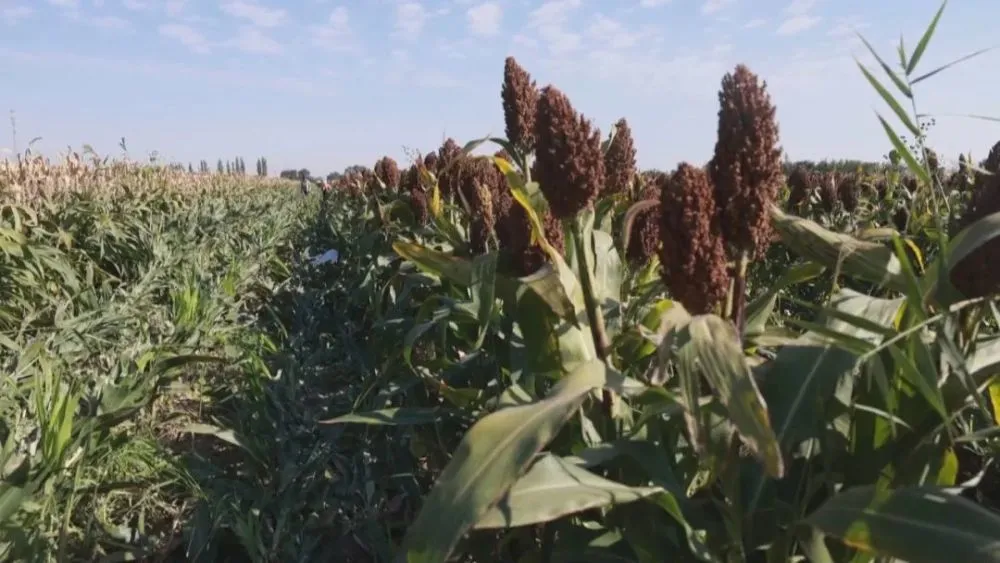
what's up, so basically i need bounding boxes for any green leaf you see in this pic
[393,240,472,286]
[182,423,256,462]
[471,252,498,346]
[770,206,907,291]
[474,454,663,529]
[399,360,607,562]
[911,46,996,85]
[745,261,826,337]
[906,0,947,75]
[931,210,1000,302]
[512,285,564,376]
[0,483,29,525]
[321,407,449,426]
[876,115,932,187]
[760,289,904,456]
[760,337,857,449]
[519,264,576,320]
[856,61,919,136]
[887,345,946,419]
[807,485,1000,562]
[856,34,913,98]
[683,315,784,478]
[824,290,905,345]
[967,336,1000,385]
[591,228,623,306]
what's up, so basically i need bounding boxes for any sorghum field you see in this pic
[5,4,1000,562]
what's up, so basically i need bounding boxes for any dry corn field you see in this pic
[6,4,1000,562]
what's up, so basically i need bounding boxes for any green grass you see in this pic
[0,178,396,561]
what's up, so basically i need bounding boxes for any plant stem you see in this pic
[570,219,610,360]
[570,217,614,419]
[732,252,750,337]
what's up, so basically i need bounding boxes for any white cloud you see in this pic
[639,0,671,6]
[394,2,428,41]
[828,17,869,38]
[329,5,347,26]
[159,23,211,53]
[227,26,283,54]
[512,34,538,49]
[777,14,820,35]
[744,17,767,29]
[384,46,460,89]
[2,6,34,24]
[529,0,579,27]
[310,7,357,52]
[165,0,186,17]
[121,0,147,10]
[220,1,286,28]
[0,47,325,96]
[701,0,734,15]
[587,14,648,50]
[555,48,730,98]
[527,0,583,54]
[784,0,818,15]
[46,0,80,8]
[467,2,501,37]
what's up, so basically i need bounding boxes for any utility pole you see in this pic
[9,110,17,154]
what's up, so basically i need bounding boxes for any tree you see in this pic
[261,157,268,176]
[226,162,231,175]
[188,163,194,173]
[217,159,224,174]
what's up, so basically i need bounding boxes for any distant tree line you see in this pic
[173,156,270,177]
[279,168,311,180]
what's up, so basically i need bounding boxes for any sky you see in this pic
[1,0,998,176]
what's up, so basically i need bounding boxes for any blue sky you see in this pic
[1,0,998,176]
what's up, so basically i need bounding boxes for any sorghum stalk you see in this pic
[570,217,610,360]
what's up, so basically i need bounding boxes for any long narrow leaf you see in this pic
[398,360,607,562]
[906,1,948,75]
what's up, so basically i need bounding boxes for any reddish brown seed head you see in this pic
[401,164,420,192]
[603,118,637,198]
[437,138,463,199]
[501,57,540,154]
[819,171,839,213]
[534,85,604,220]
[423,151,439,173]
[953,161,1000,298]
[411,188,429,224]
[709,64,784,260]
[838,172,859,212]
[984,140,1000,174]
[786,165,813,210]
[626,182,662,266]
[659,163,730,315]
[460,158,504,254]
[374,156,401,190]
